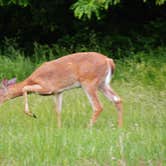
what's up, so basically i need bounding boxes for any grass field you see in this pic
[0,50,166,165]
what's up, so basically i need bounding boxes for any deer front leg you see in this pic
[22,84,52,118]
[23,89,37,118]
[53,93,63,128]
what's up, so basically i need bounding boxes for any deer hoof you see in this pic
[32,113,37,119]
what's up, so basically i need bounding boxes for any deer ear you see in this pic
[1,78,17,88]
[7,78,17,86]
[1,79,8,88]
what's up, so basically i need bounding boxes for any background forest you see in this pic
[0,0,166,165]
[0,0,166,60]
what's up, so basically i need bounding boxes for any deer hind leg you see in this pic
[22,84,52,118]
[100,84,123,127]
[53,93,63,128]
[82,84,103,127]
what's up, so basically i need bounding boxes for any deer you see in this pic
[0,52,123,128]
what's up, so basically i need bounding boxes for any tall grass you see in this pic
[0,47,166,165]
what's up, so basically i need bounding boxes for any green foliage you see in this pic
[0,0,165,20]
[71,0,166,19]
[71,0,120,20]
[115,47,166,90]
[1,17,165,61]
[0,55,34,80]
[32,42,69,63]
[0,0,29,6]
[0,38,34,80]
[0,0,165,47]
[144,0,166,5]
[1,15,166,60]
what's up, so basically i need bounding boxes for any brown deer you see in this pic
[0,52,123,127]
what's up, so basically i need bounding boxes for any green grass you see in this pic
[0,84,165,165]
[0,49,166,165]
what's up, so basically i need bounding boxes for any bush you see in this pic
[115,47,166,90]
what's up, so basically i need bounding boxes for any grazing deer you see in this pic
[0,52,123,127]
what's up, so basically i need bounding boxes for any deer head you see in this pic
[0,78,17,104]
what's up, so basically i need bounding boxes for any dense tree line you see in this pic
[0,0,165,57]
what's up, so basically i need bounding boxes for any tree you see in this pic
[71,0,120,19]
[0,0,165,20]
[71,0,166,19]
